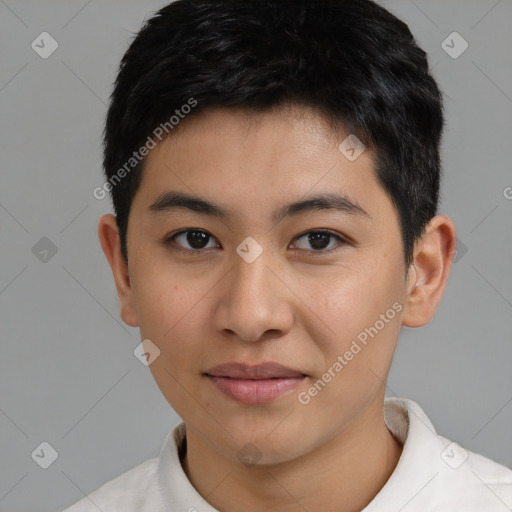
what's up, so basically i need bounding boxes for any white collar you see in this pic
[146,397,444,511]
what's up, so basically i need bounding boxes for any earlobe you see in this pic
[97,214,139,327]
[401,215,456,328]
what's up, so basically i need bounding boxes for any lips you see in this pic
[204,362,307,380]
[204,362,307,405]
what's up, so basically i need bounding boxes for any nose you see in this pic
[212,247,294,343]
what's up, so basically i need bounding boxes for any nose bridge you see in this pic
[230,232,273,295]
[230,244,274,308]
[214,242,292,341]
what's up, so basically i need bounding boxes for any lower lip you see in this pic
[206,375,306,405]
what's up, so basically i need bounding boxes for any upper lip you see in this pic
[205,362,307,379]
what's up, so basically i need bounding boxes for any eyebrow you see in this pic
[148,190,370,223]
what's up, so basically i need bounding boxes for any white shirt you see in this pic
[61,397,512,511]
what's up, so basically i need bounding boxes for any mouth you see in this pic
[204,362,308,405]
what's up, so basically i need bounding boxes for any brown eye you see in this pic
[166,229,219,251]
[291,230,347,252]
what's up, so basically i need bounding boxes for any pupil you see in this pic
[188,231,208,249]
[309,232,329,250]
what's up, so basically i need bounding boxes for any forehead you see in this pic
[133,105,394,227]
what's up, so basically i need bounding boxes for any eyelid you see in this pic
[291,229,350,253]
[293,228,349,243]
[164,229,220,254]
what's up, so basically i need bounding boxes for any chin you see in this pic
[214,423,316,466]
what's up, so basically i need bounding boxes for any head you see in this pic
[98,0,456,464]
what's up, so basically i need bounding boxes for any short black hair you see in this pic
[102,0,444,270]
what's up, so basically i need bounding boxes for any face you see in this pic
[104,105,422,464]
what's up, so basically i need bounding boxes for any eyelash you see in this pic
[163,229,350,256]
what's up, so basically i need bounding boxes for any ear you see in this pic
[402,215,457,328]
[97,213,139,327]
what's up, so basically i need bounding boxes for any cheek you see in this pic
[133,265,190,332]
[131,270,206,369]
[308,261,402,364]
[135,274,208,415]
[297,275,401,425]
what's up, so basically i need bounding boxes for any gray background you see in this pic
[1,1,511,511]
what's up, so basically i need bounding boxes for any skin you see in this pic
[98,105,456,512]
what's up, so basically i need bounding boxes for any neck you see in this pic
[181,398,403,512]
